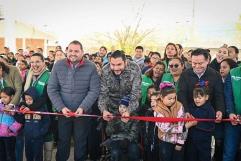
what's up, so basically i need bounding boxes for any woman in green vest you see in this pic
[141,61,165,107]
[162,43,178,73]
[161,57,184,91]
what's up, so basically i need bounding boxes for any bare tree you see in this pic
[112,17,154,54]
[89,1,157,55]
[235,15,241,43]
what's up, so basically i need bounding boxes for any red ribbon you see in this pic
[3,109,233,123]
[120,116,232,122]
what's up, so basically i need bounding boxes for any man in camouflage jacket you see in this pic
[98,50,141,161]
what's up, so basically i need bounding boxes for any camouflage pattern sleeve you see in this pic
[98,71,109,113]
[128,64,142,113]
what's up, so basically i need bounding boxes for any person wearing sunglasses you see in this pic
[161,57,184,91]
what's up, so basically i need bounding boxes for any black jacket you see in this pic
[209,58,220,72]
[21,87,50,138]
[188,102,215,140]
[177,67,225,113]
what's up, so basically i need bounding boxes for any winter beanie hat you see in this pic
[120,95,131,107]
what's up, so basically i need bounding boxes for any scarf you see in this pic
[24,66,47,91]
[154,99,182,139]
[155,99,182,118]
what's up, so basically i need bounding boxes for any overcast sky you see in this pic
[2,0,241,47]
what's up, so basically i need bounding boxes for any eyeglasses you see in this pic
[169,64,179,68]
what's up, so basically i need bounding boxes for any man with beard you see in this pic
[98,50,141,161]
[93,46,108,65]
[47,40,100,161]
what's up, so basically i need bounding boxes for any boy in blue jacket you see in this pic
[186,83,215,161]
[20,87,50,161]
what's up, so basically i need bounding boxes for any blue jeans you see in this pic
[110,140,140,161]
[25,137,44,161]
[223,123,241,161]
[15,132,24,161]
[159,140,184,161]
[213,123,224,161]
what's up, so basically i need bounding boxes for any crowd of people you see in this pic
[0,41,240,161]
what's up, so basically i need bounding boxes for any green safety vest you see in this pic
[230,67,241,114]
[31,70,50,96]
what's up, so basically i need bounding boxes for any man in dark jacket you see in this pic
[47,40,100,161]
[178,48,225,118]
[177,48,225,161]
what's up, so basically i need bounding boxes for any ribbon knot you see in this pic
[67,112,76,117]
